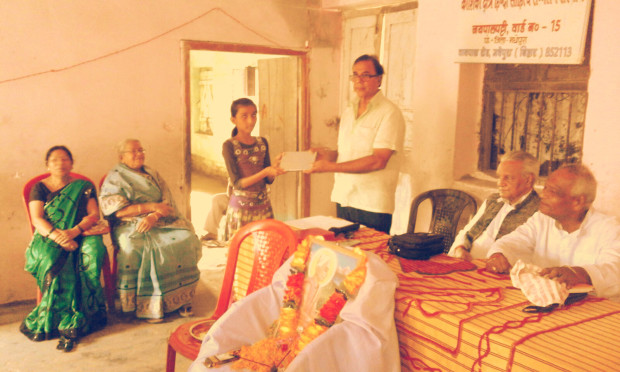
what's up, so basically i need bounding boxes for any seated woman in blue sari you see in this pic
[99,139,201,323]
[21,146,107,352]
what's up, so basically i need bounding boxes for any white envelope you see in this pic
[280,151,316,171]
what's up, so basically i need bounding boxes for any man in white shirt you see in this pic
[306,55,405,234]
[486,164,620,301]
[448,151,540,260]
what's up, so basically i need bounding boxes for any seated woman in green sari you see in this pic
[21,146,107,352]
[99,139,201,323]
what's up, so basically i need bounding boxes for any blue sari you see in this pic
[99,163,201,320]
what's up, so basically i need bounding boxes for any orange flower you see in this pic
[283,272,305,304]
[233,238,368,371]
[319,291,347,325]
[286,272,305,291]
[295,322,328,353]
[291,238,311,272]
[277,307,299,338]
[233,338,289,372]
[343,251,367,296]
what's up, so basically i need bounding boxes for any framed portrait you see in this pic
[298,238,365,328]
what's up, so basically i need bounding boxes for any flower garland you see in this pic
[232,237,368,371]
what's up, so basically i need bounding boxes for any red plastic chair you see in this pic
[165,219,298,372]
[22,172,116,311]
[99,175,119,305]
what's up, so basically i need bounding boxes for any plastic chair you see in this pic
[99,175,119,307]
[22,172,116,310]
[166,218,298,372]
[407,189,478,252]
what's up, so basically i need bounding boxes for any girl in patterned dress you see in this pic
[220,98,285,241]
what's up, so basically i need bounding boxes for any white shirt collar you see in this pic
[553,208,592,235]
[501,190,533,207]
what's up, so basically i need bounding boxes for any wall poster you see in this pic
[456,0,592,64]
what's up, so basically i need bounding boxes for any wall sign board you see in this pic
[456,0,591,64]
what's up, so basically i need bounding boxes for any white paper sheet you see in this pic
[280,151,316,171]
[285,215,353,230]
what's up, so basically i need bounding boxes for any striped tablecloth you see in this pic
[351,227,620,372]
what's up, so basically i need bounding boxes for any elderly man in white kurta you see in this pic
[306,54,405,234]
[448,151,540,260]
[486,164,620,302]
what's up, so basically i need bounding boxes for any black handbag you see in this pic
[388,233,445,260]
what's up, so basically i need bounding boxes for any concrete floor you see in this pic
[0,172,229,372]
[190,172,228,237]
[0,245,227,372]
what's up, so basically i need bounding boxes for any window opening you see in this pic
[480,10,592,177]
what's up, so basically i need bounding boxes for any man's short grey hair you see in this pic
[116,138,140,157]
[560,163,597,206]
[500,151,540,180]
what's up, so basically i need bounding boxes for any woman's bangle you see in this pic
[76,224,85,233]
[45,227,56,238]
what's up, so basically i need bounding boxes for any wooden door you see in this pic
[258,56,300,221]
[341,15,377,111]
[340,9,418,234]
[381,9,418,234]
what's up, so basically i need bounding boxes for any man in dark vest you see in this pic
[448,151,540,260]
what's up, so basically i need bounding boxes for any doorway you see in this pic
[181,41,309,236]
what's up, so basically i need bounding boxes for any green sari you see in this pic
[20,179,107,342]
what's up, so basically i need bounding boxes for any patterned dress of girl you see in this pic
[221,136,274,241]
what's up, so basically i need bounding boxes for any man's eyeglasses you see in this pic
[349,73,380,82]
[123,149,145,155]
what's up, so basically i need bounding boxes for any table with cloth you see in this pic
[190,233,400,372]
[190,226,620,371]
[351,227,620,372]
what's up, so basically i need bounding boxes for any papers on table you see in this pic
[569,283,594,293]
[285,215,353,231]
[280,151,316,171]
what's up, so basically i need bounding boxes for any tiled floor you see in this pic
[0,172,229,372]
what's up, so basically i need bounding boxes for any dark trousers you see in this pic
[336,204,392,234]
